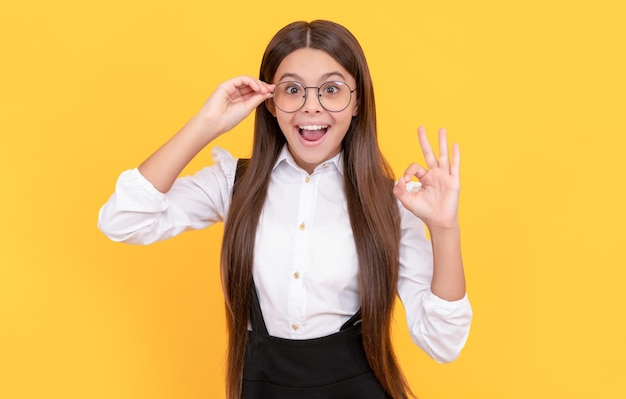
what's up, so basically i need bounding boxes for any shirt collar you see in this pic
[273,145,344,175]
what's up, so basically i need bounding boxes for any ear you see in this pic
[351,96,359,117]
[266,99,277,117]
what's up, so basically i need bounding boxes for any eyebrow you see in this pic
[277,71,347,83]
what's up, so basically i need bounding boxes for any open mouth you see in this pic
[298,125,329,142]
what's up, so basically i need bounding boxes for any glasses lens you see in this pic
[319,81,352,112]
[273,82,305,113]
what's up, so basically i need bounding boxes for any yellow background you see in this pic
[1,0,625,398]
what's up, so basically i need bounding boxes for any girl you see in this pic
[98,20,472,399]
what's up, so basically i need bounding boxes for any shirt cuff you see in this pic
[115,168,168,212]
[126,168,166,197]
[423,289,472,318]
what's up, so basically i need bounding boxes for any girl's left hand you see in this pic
[393,126,461,232]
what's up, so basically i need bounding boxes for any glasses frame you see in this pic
[271,81,357,113]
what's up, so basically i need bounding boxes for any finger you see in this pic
[393,174,406,194]
[403,162,429,181]
[243,91,274,109]
[227,77,274,105]
[451,142,461,178]
[262,81,276,92]
[234,85,256,97]
[438,128,450,173]
[234,83,265,97]
[246,80,275,94]
[418,126,439,169]
[231,76,274,94]
[253,79,275,93]
[393,175,415,204]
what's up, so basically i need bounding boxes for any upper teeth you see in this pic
[299,125,328,130]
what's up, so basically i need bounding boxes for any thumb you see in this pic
[393,176,408,200]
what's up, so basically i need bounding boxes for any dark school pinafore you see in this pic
[241,282,390,398]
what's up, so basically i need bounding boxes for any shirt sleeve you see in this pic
[396,191,473,363]
[97,147,237,244]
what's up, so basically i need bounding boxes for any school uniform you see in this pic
[98,145,472,396]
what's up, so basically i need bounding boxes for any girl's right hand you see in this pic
[136,76,274,193]
[197,76,275,137]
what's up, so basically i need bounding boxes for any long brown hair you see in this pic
[221,20,413,398]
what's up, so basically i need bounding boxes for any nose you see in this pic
[302,87,322,112]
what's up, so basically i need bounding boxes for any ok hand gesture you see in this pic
[393,127,461,232]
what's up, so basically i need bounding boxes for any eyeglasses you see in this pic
[271,81,357,113]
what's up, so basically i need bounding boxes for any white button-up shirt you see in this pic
[98,146,472,363]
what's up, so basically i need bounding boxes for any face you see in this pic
[268,48,358,174]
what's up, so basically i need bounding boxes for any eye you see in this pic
[322,83,343,95]
[283,83,303,95]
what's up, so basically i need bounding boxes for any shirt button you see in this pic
[299,223,306,230]
[291,323,299,331]
[322,163,328,169]
[305,176,310,183]
[293,272,300,279]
